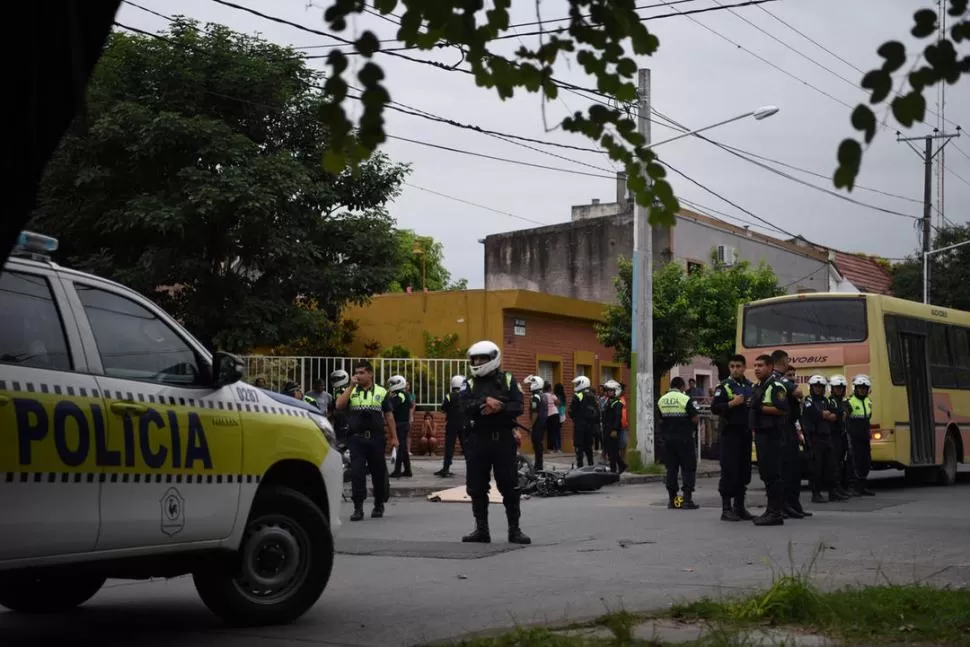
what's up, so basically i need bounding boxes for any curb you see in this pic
[388,468,722,498]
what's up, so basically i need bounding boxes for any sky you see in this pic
[116,0,970,288]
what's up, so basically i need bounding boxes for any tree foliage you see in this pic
[32,20,410,354]
[389,229,466,292]
[836,1,970,190]
[891,223,970,310]
[596,255,784,383]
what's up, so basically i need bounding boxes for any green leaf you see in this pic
[834,139,862,190]
[323,148,347,174]
[355,31,381,57]
[850,104,877,144]
[891,91,927,127]
[861,69,893,103]
[911,9,939,38]
[877,41,907,72]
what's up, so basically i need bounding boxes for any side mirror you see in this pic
[212,351,245,389]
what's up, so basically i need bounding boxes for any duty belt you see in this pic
[352,430,374,439]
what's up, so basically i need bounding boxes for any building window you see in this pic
[600,365,617,385]
[537,360,561,387]
[576,364,592,381]
[686,261,703,275]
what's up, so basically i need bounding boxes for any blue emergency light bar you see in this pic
[13,231,59,258]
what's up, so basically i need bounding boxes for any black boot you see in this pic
[828,489,848,502]
[682,492,700,510]
[734,495,755,521]
[835,485,853,499]
[793,501,812,517]
[754,495,784,526]
[811,492,826,504]
[782,503,804,519]
[858,480,875,496]
[462,499,491,543]
[667,492,678,509]
[505,500,531,545]
[371,502,384,518]
[721,496,741,522]
[350,500,364,522]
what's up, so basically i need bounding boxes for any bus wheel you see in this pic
[936,435,958,486]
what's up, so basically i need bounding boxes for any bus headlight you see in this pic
[309,412,338,447]
[872,431,883,441]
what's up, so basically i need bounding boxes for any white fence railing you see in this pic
[241,356,469,409]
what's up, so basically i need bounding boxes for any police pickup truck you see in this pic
[0,232,343,626]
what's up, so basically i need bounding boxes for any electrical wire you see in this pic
[404,183,548,226]
[754,4,863,74]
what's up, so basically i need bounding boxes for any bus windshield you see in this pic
[743,298,868,347]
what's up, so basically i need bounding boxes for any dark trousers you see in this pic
[663,434,697,496]
[442,426,464,472]
[604,430,626,473]
[593,425,602,452]
[849,428,871,483]
[392,424,411,475]
[574,424,594,467]
[755,429,783,507]
[809,434,836,493]
[546,415,562,451]
[531,421,546,471]
[718,426,753,499]
[780,424,802,506]
[348,434,388,503]
[465,432,519,504]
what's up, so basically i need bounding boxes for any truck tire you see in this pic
[936,435,958,486]
[193,485,334,627]
[0,572,105,613]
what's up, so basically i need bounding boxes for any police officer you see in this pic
[282,381,321,411]
[827,374,856,498]
[750,354,789,526]
[601,380,627,474]
[335,360,399,522]
[330,369,351,441]
[711,354,755,522]
[435,375,466,477]
[524,375,548,471]
[771,350,810,519]
[460,340,530,545]
[802,375,847,503]
[846,374,875,496]
[569,376,599,467]
[657,377,700,510]
[387,375,413,479]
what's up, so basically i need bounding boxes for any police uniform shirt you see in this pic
[569,389,599,425]
[774,371,800,426]
[750,377,789,431]
[347,385,393,437]
[441,390,465,431]
[711,377,752,427]
[656,390,699,436]
[602,397,623,434]
[461,371,524,433]
[846,395,872,433]
[531,391,548,426]
[390,390,412,427]
[801,395,833,435]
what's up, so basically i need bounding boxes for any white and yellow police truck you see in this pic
[0,232,343,626]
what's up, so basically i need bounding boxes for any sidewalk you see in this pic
[385,453,720,498]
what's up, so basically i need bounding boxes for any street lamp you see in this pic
[631,68,778,466]
[923,238,970,303]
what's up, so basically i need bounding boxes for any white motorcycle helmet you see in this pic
[387,374,407,393]
[572,375,591,392]
[467,340,501,377]
[523,375,545,393]
[808,374,827,387]
[450,374,466,390]
[852,374,872,387]
[828,374,847,388]
[329,369,349,388]
[604,379,622,397]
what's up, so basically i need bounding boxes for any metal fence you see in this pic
[240,356,469,409]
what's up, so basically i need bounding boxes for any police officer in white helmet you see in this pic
[460,340,530,545]
[435,375,467,477]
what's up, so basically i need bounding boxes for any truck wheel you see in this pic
[193,486,334,627]
[0,572,105,613]
[936,435,958,486]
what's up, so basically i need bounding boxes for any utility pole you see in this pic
[632,68,655,464]
[897,128,961,304]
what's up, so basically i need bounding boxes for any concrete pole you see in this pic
[632,68,655,464]
[922,135,933,304]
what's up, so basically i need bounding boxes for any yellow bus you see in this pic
[739,292,969,485]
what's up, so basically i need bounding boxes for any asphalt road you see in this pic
[2,469,969,647]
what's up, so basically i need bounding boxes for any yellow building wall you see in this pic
[343,289,608,356]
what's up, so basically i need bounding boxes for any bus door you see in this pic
[899,332,935,464]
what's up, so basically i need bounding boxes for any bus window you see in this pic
[884,315,906,385]
[929,323,957,388]
[742,299,867,348]
[948,326,970,388]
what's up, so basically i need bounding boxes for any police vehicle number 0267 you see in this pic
[0,232,343,626]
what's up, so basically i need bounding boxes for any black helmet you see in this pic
[282,381,300,396]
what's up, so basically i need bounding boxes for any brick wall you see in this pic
[501,310,626,453]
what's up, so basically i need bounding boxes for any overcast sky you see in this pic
[117,0,969,288]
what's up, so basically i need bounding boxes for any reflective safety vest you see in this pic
[848,395,872,420]
[348,385,389,437]
[467,372,513,391]
[657,390,691,417]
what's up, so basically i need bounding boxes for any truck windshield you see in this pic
[743,298,867,347]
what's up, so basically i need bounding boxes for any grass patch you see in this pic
[625,451,665,475]
[671,577,970,645]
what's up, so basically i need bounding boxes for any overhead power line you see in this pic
[405,183,547,226]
